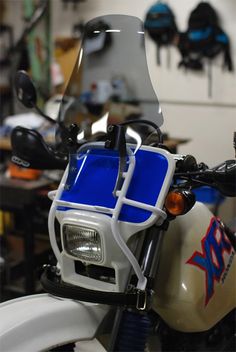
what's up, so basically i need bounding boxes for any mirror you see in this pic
[15,70,37,108]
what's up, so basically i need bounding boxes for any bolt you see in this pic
[69,123,77,132]
[67,138,74,146]
[107,125,114,133]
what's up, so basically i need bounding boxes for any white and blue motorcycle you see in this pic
[0,15,235,352]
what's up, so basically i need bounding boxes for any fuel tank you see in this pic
[152,202,236,332]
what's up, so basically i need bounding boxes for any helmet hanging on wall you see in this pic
[144,1,178,65]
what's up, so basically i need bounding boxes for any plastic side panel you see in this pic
[0,294,109,352]
[153,202,236,332]
[60,148,169,223]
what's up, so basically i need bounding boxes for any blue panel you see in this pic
[60,148,169,223]
[193,186,225,205]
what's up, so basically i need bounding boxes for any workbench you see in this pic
[0,175,53,296]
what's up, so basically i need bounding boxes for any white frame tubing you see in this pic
[48,164,69,265]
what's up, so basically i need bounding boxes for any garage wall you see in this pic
[52,0,236,166]
[5,0,236,166]
[4,0,236,221]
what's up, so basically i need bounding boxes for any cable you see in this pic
[118,119,163,144]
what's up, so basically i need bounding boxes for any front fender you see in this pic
[0,293,109,352]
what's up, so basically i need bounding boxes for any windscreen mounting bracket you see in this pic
[105,124,128,196]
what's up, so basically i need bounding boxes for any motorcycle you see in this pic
[0,15,235,352]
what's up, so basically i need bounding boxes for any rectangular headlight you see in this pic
[63,224,102,262]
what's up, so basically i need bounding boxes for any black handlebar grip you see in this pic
[211,160,236,197]
[11,126,67,170]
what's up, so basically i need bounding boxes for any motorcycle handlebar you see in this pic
[175,156,236,197]
[11,126,236,197]
[202,160,236,197]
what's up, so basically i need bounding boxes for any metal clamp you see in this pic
[136,290,147,311]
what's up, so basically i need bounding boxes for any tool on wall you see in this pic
[1,0,51,116]
[144,1,178,66]
[23,0,52,100]
[0,0,14,117]
[0,24,14,118]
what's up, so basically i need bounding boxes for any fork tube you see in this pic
[109,226,164,351]
[140,225,166,285]
[107,235,144,352]
[107,307,124,352]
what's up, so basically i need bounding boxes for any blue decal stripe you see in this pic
[187,218,233,305]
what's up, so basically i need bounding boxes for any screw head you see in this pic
[67,138,74,146]
[107,125,114,133]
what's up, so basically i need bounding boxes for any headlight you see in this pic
[63,224,103,262]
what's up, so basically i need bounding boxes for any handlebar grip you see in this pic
[207,160,236,197]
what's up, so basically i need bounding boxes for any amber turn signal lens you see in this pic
[165,191,186,216]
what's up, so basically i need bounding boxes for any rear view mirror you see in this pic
[15,70,37,108]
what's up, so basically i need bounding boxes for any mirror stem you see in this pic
[34,105,57,125]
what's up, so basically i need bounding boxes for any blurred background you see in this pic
[0,0,235,299]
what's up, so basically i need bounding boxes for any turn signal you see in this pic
[165,190,195,216]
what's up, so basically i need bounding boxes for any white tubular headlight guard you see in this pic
[48,143,175,292]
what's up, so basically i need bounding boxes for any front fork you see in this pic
[108,224,167,352]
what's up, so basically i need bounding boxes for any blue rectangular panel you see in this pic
[60,148,168,223]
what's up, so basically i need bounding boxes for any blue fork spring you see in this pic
[114,310,151,351]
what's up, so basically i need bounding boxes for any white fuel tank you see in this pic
[152,202,236,332]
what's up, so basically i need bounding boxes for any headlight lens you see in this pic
[63,224,102,262]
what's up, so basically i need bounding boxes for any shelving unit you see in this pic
[0,174,54,299]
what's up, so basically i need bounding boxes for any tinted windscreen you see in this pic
[58,15,163,146]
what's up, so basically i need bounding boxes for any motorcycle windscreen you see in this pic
[57,15,163,150]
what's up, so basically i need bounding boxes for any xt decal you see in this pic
[187,217,234,306]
